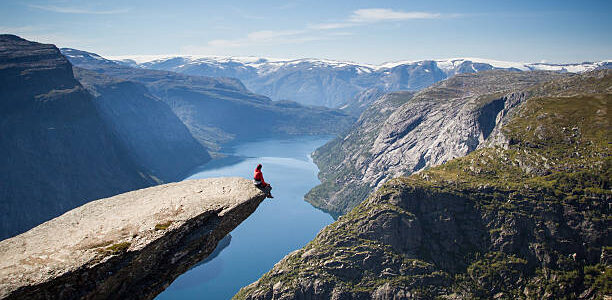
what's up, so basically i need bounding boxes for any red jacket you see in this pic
[254,169,267,186]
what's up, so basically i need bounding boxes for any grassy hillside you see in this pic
[235,70,611,299]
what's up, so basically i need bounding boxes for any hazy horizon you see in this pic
[1,0,611,65]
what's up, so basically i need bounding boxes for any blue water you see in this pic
[156,136,334,300]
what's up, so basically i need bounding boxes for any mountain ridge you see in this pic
[101,52,610,110]
[0,34,157,239]
[108,54,611,73]
[61,48,355,153]
[234,69,612,300]
[305,70,568,216]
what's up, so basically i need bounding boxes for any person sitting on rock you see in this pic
[253,163,273,198]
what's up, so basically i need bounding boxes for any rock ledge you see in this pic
[0,177,266,299]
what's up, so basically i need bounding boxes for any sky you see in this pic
[1,0,610,65]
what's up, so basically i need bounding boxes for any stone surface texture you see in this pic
[235,70,611,300]
[0,177,265,300]
[306,71,567,215]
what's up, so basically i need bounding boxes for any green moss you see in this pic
[452,252,527,299]
[107,242,131,253]
[236,73,612,299]
[584,264,612,296]
[525,268,583,300]
[96,241,132,256]
[154,220,173,231]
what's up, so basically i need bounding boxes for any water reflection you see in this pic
[156,136,334,300]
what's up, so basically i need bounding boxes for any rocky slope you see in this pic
[0,35,156,239]
[0,177,266,300]
[62,48,354,152]
[73,68,210,182]
[305,90,414,217]
[306,70,567,216]
[234,70,611,299]
[112,55,610,111]
[339,87,386,117]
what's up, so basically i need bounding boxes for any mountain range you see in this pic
[0,35,353,239]
[107,54,610,112]
[1,33,610,300]
[61,48,354,152]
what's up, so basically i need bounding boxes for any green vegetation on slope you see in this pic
[305,71,567,217]
[235,70,611,300]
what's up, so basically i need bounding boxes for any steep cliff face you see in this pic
[235,70,611,299]
[305,91,415,216]
[340,87,386,117]
[73,68,210,182]
[0,35,154,239]
[0,177,266,300]
[306,71,567,216]
[62,48,355,152]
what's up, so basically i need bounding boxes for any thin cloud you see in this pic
[247,30,306,41]
[276,2,300,10]
[208,29,319,48]
[308,8,448,30]
[349,9,441,22]
[308,22,356,30]
[310,8,448,30]
[202,8,451,51]
[28,4,130,15]
[208,39,244,48]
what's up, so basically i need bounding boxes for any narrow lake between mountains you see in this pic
[156,136,335,300]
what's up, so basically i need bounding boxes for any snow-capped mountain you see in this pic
[108,54,610,110]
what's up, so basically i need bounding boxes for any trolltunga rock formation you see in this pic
[0,177,266,300]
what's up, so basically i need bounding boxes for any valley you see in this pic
[0,19,609,300]
[110,54,610,113]
[0,35,351,240]
[235,70,611,300]
[157,136,334,300]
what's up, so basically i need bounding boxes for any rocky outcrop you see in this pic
[305,91,415,216]
[0,35,155,239]
[340,87,386,116]
[306,71,567,216]
[0,177,266,300]
[234,70,612,300]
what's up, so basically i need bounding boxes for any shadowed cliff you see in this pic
[0,34,156,239]
[0,35,214,239]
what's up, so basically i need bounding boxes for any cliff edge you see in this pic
[0,177,266,300]
[235,71,611,299]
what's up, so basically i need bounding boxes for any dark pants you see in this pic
[255,183,272,197]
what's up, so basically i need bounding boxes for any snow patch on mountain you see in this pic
[107,54,609,74]
[96,50,611,109]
